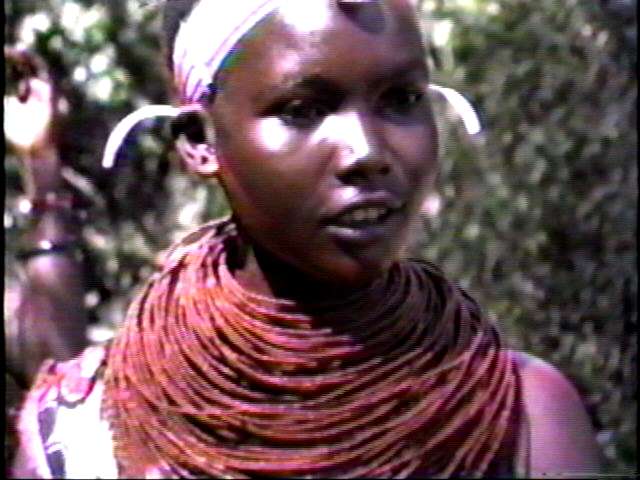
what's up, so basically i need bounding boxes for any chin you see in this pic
[317,251,398,290]
[329,237,411,288]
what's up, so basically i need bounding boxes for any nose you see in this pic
[319,110,390,183]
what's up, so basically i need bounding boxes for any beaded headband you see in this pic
[102,0,480,169]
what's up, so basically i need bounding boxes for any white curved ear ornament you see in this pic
[428,84,482,135]
[101,104,180,169]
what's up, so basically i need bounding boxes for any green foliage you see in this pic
[5,0,231,331]
[5,0,636,473]
[419,0,637,473]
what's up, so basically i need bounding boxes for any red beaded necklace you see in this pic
[103,217,519,478]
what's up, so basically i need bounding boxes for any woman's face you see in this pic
[209,0,438,287]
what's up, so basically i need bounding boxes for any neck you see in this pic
[230,237,374,306]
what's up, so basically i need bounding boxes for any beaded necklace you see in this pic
[103,217,519,478]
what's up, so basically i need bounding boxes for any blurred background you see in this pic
[4,0,637,474]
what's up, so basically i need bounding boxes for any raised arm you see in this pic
[5,48,88,385]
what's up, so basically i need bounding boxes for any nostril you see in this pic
[380,165,390,175]
[337,169,365,186]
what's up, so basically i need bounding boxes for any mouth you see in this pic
[331,205,396,228]
[322,194,406,245]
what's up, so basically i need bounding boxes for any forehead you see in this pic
[276,0,416,35]
[218,0,426,96]
[277,0,423,57]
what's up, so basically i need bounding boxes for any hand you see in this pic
[4,47,56,158]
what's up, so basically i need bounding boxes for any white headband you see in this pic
[102,0,481,169]
[174,0,283,104]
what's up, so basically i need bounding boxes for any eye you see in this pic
[277,99,331,128]
[379,86,425,117]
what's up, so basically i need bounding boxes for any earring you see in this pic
[102,105,180,169]
[428,84,482,135]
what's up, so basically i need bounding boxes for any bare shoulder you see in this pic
[511,350,604,478]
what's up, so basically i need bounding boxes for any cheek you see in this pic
[254,118,292,152]
[393,124,439,187]
[216,132,314,232]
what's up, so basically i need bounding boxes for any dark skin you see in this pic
[176,2,604,473]
[184,0,438,303]
[4,49,87,384]
[4,2,602,477]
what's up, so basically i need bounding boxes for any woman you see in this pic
[11,0,602,477]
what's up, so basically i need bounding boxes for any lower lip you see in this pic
[324,208,404,246]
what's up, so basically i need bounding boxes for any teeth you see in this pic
[340,207,388,225]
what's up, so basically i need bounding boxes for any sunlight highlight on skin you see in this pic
[278,1,332,34]
[312,110,371,160]
[256,117,291,152]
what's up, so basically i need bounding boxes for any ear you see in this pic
[175,134,219,177]
[171,106,219,178]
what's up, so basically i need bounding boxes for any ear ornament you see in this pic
[101,105,180,169]
[428,84,482,135]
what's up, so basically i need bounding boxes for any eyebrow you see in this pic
[254,57,429,105]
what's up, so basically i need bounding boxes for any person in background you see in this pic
[4,47,87,388]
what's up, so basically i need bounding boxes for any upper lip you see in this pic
[322,191,405,225]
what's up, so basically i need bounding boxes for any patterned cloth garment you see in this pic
[12,342,526,479]
[12,345,121,479]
